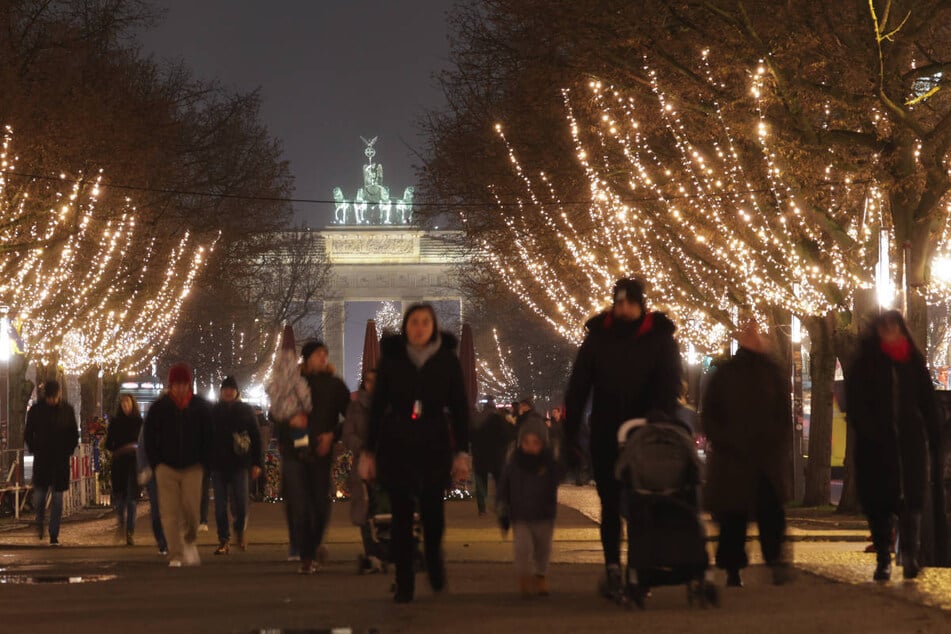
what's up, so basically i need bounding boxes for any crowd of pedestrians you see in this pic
[21,286,946,603]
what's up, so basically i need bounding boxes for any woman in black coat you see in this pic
[845,310,942,581]
[105,394,143,545]
[363,304,470,603]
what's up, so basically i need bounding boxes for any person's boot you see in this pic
[519,575,534,597]
[598,564,623,599]
[214,539,230,555]
[726,568,743,587]
[535,574,550,596]
[900,513,922,580]
[873,554,892,581]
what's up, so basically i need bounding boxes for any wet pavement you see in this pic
[0,487,947,632]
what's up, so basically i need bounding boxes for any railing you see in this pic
[0,448,29,519]
[1,444,100,521]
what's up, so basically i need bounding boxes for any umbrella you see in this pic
[459,323,477,412]
[361,319,381,378]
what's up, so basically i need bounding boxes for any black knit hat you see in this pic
[220,376,239,393]
[301,340,327,362]
[612,278,645,307]
[43,380,61,397]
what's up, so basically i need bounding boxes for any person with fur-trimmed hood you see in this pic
[497,416,564,597]
[564,277,683,598]
[361,303,471,604]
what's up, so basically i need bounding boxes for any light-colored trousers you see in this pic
[513,520,555,577]
[155,464,203,561]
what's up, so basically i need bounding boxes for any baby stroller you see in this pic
[356,482,424,576]
[614,415,718,609]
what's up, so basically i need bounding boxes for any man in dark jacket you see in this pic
[471,400,516,515]
[564,278,682,597]
[702,322,793,587]
[24,380,79,545]
[210,376,263,555]
[144,363,213,567]
[280,340,350,574]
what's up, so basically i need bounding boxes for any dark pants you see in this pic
[473,468,500,514]
[282,455,332,561]
[715,475,787,571]
[212,469,249,542]
[33,485,64,541]
[146,477,168,552]
[867,507,920,566]
[199,469,211,524]
[387,479,445,596]
[114,467,139,533]
[595,474,623,567]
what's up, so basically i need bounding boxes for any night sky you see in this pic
[138,0,454,227]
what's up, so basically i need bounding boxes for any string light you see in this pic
[0,128,214,373]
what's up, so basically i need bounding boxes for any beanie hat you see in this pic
[518,416,549,447]
[613,278,645,307]
[220,375,239,393]
[301,340,327,362]
[167,363,193,386]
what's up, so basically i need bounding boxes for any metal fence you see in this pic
[0,444,99,521]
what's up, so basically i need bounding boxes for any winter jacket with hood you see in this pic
[701,347,792,513]
[24,400,79,491]
[209,399,263,472]
[564,310,682,476]
[497,418,564,523]
[845,331,941,515]
[367,332,470,492]
[144,393,213,470]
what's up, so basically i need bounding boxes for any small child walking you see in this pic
[497,418,564,597]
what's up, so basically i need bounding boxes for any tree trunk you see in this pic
[802,313,835,507]
[7,353,35,451]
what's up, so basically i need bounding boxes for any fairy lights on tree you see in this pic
[477,328,519,403]
[484,55,908,351]
[0,128,214,373]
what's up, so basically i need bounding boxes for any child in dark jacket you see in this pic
[498,418,564,597]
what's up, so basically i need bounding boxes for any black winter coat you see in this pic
[701,348,792,513]
[209,400,263,472]
[144,393,213,470]
[105,412,143,496]
[497,448,563,523]
[24,401,79,491]
[564,311,682,477]
[845,336,941,515]
[367,333,470,492]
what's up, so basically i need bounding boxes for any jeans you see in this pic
[146,477,168,552]
[212,468,249,542]
[114,468,138,533]
[34,486,64,541]
[282,455,332,561]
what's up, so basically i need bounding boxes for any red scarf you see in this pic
[880,338,911,363]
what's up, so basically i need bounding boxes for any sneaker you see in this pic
[168,559,183,568]
[298,559,317,575]
[198,523,209,533]
[49,538,60,547]
[214,540,230,555]
[287,555,301,562]
[182,542,201,567]
[159,549,169,556]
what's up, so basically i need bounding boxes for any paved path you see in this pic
[0,488,948,633]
